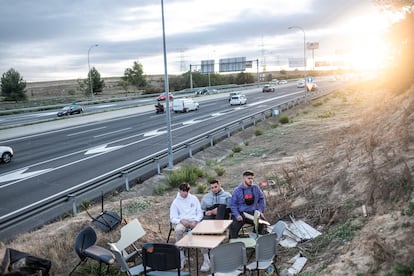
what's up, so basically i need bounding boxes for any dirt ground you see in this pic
[1,80,414,275]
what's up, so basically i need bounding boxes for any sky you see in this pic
[0,0,395,82]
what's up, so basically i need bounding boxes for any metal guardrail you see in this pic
[0,94,307,241]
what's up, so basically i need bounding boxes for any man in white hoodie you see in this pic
[170,182,204,270]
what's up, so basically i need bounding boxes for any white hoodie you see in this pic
[170,192,203,224]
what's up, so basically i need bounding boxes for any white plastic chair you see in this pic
[210,241,247,276]
[272,220,287,241]
[109,243,145,276]
[114,218,146,261]
[246,232,279,276]
[108,218,146,275]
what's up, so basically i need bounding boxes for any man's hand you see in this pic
[236,215,243,221]
[180,219,198,229]
[205,208,217,216]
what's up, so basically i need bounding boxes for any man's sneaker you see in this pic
[180,251,186,269]
[200,261,210,272]
[180,258,186,270]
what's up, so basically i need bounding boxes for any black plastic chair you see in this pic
[69,226,115,276]
[142,243,190,275]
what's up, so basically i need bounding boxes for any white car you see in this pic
[278,80,288,85]
[296,80,305,88]
[230,94,247,105]
[0,146,14,163]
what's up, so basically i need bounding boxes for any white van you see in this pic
[172,98,200,113]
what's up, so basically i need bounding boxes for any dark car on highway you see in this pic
[57,103,84,117]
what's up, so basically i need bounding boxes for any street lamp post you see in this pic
[88,44,98,100]
[161,0,173,168]
[288,26,306,96]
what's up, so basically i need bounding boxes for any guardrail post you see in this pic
[252,116,257,125]
[226,127,231,138]
[209,135,214,147]
[186,143,193,158]
[154,158,161,174]
[67,194,77,216]
[121,171,130,191]
[240,121,245,130]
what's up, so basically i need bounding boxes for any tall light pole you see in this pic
[88,44,98,100]
[161,0,173,168]
[288,26,306,96]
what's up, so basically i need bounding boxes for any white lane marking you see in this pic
[67,126,106,136]
[85,144,123,155]
[0,168,53,187]
[182,120,201,125]
[143,129,167,137]
[93,127,131,138]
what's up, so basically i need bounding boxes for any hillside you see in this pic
[1,80,413,275]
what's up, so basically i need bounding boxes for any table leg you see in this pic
[187,248,191,273]
[195,248,199,276]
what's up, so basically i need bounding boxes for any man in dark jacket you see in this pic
[229,170,266,238]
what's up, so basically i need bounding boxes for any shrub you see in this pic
[166,163,204,189]
[254,129,263,136]
[214,166,226,176]
[153,184,167,195]
[279,116,289,124]
[232,145,242,153]
[312,101,323,107]
[197,183,208,194]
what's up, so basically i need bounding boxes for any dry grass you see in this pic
[1,80,414,275]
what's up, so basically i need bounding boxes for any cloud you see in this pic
[0,0,387,81]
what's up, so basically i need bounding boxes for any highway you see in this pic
[0,80,338,239]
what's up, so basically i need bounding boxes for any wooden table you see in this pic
[176,234,226,275]
[176,234,226,249]
[191,219,232,235]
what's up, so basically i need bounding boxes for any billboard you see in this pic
[288,57,305,68]
[201,59,214,74]
[219,57,246,72]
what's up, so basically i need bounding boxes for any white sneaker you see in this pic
[180,258,186,270]
[200,260,210,272]
[180,251,186,269]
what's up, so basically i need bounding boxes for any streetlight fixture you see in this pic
[88,44,98,100]
[288,26,306,96]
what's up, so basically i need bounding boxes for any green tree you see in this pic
[122,61,147,91]
[82,67,105,97]
[234,72,255,85]
[90,67,105,95]
[1,68,27,101]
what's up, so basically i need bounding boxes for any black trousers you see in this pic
[229,211,264,239]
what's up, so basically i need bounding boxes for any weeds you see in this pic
[310,219,359,252]
[232,145,242,153]
[393,261,414,275]
[402,202,414,216]
[214,166,226,176]
[255,129,263,136]
[279,116,289,124]
[166,163,204,188]
[122,198,152,214]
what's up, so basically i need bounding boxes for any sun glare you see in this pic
[343,12,391,71]
[349,37,390,70]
